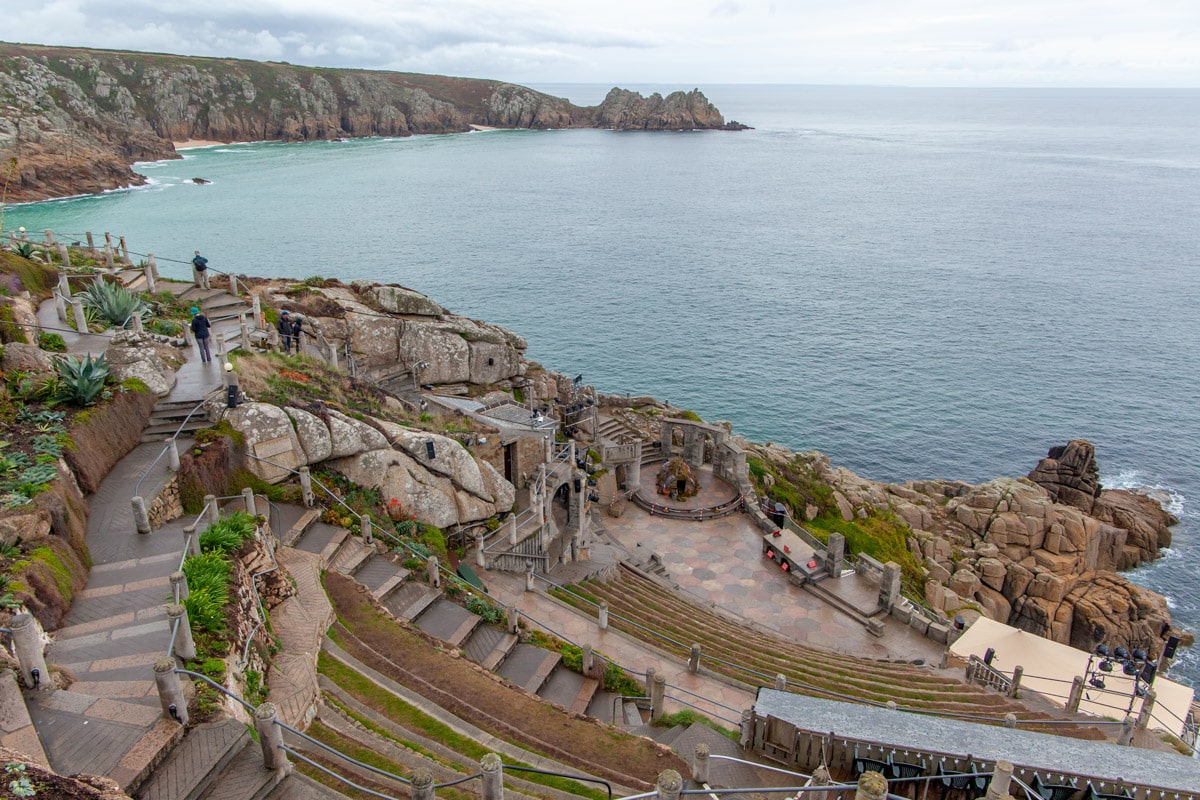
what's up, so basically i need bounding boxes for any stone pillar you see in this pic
[43,229,55,245]
[147,253,158,279]
[691,742,710,784]
[103,234,114,268]
[825,533,845,577]
[85,231,95,253]
[11,614,48,690]
[229,273,239,296]
[411,768,434,800]
[254,703,290,772]
[985,760,1014,800]
[739,709,753,748]
[598,601,609,631]
[131,313,144,333]
[118,235,129,263]
[1008,666,1023,698]
[1067,676,1085,712]
[525,560,535,591]
[480,753,503,800]
[299,467,314,507]
[57,243,70,268]
[144,262,156,294]
[154,658,188,724]
[242,487,257,516]
[132,496,151,534]
[251,295,262,329]
[476,532,487,568]
[328,342,338,371]
[655,769,682,800]
[628,454,642,491]
[204,495,219,524]
[645,666,656,697]
[774,673,787,691]
[53,289,67,322]
[167,604,196,660]
[184,524,200,557]
[507,605,520,634]
[688,643,701,674]
[168,438,181,472]
[71,297,87,333]
[808,765,833,800]
[582,644,594,675]
[1137,689,1157,729]
[361,513,373,545]
[240,317,251,350]
[661,421,674,459]
[508,516,518,545]
[1004,713,1017,729]
[878,561,902,610]
[58,273,71,298]
[170,571,189,603]
[543,435,552,464]
[650,672,666,721]
[426,556,441,589]
[1118,715,1135,746]
[855,771,888,800]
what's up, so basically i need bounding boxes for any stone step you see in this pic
[291,522,349,569]
[382,582,441,621]
[353,556,408,601]
[53,602,170,643]
[413,599,480,646]
[141,419,210,442]
[568,677,600,717]
[134,719,247,800]
[480,633,519,672]
[329,539,374,577]
[196,740,284,800]
[281,508,323,548]
[623,700,644,726]
[263,772,342,799]
[0,672,49,769]
[496,643,560,695]
[536,666,585,709]
[652,724,688,747]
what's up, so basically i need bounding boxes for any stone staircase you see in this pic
[140,397,213,443]
[178,285,253,323]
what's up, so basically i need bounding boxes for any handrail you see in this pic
[707,755,811,780]
[240,496,282,668]
[276,720,412,786]
[133,389,222,499]
[0,317,112,339]
[175,668,257,712]
[504,765,612,800]
[280,746,399,800]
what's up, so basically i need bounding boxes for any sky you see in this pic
[6,0,1199,87]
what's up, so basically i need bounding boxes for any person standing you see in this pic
[192,250,210,290]
[290,315,304,353]
[190,307,213,363]
[276,310,294,352]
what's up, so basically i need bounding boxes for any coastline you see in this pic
[173,139,226,150]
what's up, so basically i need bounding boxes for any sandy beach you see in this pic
[173,139,225,150]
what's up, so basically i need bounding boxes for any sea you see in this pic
[5,84,1199,686]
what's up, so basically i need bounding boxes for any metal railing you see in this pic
[133,389,222,499]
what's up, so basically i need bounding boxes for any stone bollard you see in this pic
[525,560,535,592]
[855,770,888,800]
[229,273,238,296]
[1008,665,1024,698]
[886,700,897,711]
[808,765,833,800]
[427,556,441,589]
[774,673,787,691]
[85,231,95,253]
[71,297,88,334]
[204,495,219,524]
[44,229,54,245]
[508,516,518,546]
[147,253,158,279]
[240,317,251,350]
[688,643,701,674]
[154,658,188,724]
[650,672,666,721]
[507,605,520,634]
[184,524,200,556]
[11,614,49,690]
[170,571,189,603]
[582,644,594,675]
[1067,676,1085,712]
[481,753,504,800]
[168,438,181,472]
[144,262,156,294]
[655,769,682,800]
[132,496,151,534]
[739,709,753,748]
[1137,689,1157,729]
[691,742,710,784]
[131,313,144,333]
[242,487,257,516]
[251,294,262,328]
[411,768,435,800]
[254,703,290,772]
[1004,713,1017,729]
[54,289,67,322]
[167,604,196,660]
[598,601,609,631]
[299,467,314,507]
[361,513,373,545]
[476,532,487,568]
[645,666,656,697]
[985,760,1014,800]
[1118,715,1135,746]
[118,235,129,263]
[58,243,71,268]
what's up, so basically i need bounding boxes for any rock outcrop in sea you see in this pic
[0,42,748,203]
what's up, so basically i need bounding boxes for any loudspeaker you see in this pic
[1164,635,1181,659]
[425,441,436,460]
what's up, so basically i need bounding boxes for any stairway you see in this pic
[140,397,212,443]
[179,286,253,323]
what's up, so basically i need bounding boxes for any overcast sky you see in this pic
[7,0,1199,87]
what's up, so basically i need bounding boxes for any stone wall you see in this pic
[147,476,183,529]
[64,383,157,494]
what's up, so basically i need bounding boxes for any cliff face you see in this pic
[0,43,744,203]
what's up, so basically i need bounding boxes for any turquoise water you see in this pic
[7,85,1200,683]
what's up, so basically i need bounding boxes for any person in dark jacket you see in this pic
[277,310,294,352]
[190,307,213,363]
[290,315,304,353]
[191,250,210,290]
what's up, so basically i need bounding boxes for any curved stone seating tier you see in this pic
[630,489,744,520]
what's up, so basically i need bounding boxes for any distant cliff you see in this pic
[0,43,747,203]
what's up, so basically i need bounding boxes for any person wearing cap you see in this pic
[189,306,213,363]
[276,309,295,353]
[290,314,304,354]
[191,250,210,290]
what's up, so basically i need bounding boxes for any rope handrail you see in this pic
[707,755,810,780]
[0,317,112,339]
[175,668,256,712]
[133,389,222,498]
[279,746,399,800]
[503,765,612,800]
[276,720,413,786]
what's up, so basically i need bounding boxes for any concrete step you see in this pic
[623,699,645,726]
[536,666,585,709]
[329,539,374,577]
[382,582,441,621]
[569,677,600,716]
[140,419,209,442]
[353,556,409,602]
[291,522,349,569]
[281,508,323,548]
[413,599,480,647]
[264,772,344,799]
[496,643,560,695]
[462,624,519,671]
[196,739,284,800]
[135,719,246,800]
[652,724,688,747]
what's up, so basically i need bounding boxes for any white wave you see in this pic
[1101,469,1186,517]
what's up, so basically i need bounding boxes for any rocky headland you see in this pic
[0,42,747,203]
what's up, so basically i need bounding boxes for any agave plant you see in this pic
[76,279,148,328]
[53,353,109,407]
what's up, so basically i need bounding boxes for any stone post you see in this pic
[688,643,701,674]
[85,231,95,253]
[1136,689,1157,729]
[71,297,88,334]
[240,316,251,350]
[54,289,67,322]
[229,273,239,296]
[241,487,257,516]
[361,513,373,545]
[10,614,48,690]
[480,753,503,800]
[525,560,535,591]
[168,438,181,472]
[118,235,129,263]
[251,294,263,328]
[167,604,196,660]
[476,532,487,568]
[650,672,666,721]
[1007,665,1024,698]
[655,769,682,800]
[57,243,70,268]
[170,571,189,603]
[691,743,710,784]
[411,768,434,800]
[154,658,188,724]
[184,321,195,347]
[985,760,1014,800]
[544,435,552,464]
[825,532,845,578]
[739,709,753,748]
[645,666,656,697]
[1118,715,1135,746]
[426,556,441,589]
[132,496,151,534]
[879,561,902,610]
[131,313,144,333]
[204,495,219,524]
[1067,676,1085,712]
[628,456,642,491]
[103,234,114,268]
[328,341,338,371]
[43,229,54,245]
[774,673,787,691]
[582,644,594,675]
[58,273,71,298]
[854,771,888,800]
[184,524,200,556]
[254,703,290,772]
[144,262,156,294]
[508,516,518,546]
[1004,713,1017,729]
[598,601,609,631]
[147,253,158,279]
[299,467,314,507]
[507,605,520,634]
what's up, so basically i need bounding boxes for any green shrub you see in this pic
[36,331,66,352]
[76,279,147,328]
[53,353,109,407]
[182,552,233,635]
[465,594,504,624]
[199,511,257,554]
